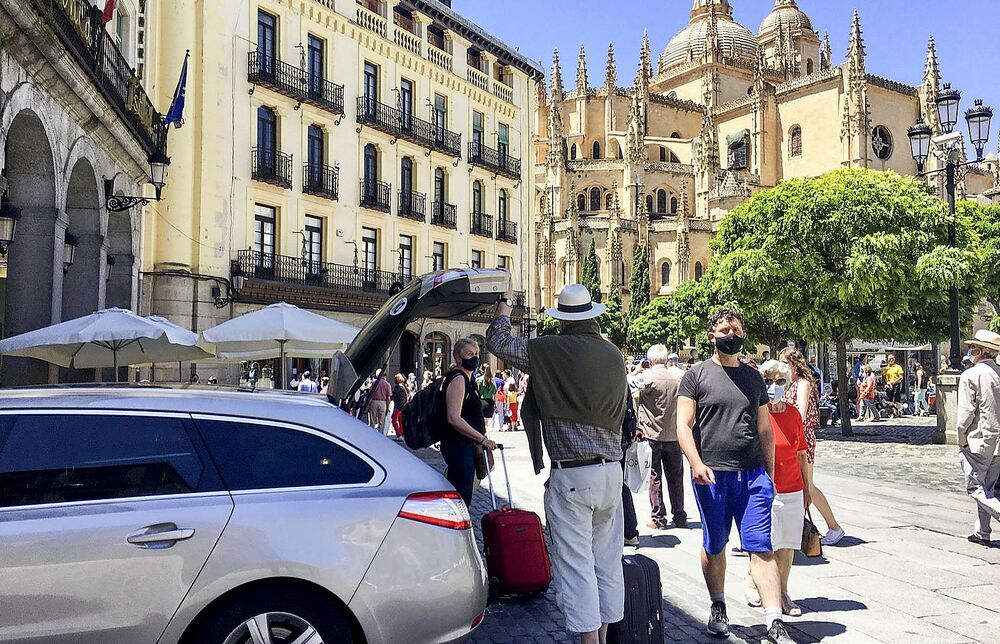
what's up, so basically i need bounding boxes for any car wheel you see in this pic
[196,589,354,644]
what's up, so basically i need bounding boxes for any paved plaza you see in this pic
[415,418,1000,643]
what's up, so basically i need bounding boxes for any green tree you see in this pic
[960,201,1000,313]
[581,239,602,303]
[536,310,561,337]
[629,243,651,313]
[598,281,627,347]
[711,167,985,436]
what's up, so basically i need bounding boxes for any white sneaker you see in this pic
[821,527,846,546]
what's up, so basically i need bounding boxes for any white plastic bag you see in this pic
[624,440,652,494]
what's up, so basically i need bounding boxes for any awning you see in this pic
[849,340,933,353]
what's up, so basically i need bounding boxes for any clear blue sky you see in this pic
[459,0,1000,157]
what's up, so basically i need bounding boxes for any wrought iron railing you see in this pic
[471,211,493,237]
[236,249,400,294]
[468,142,521,179]
[302,162,339,200]
[360,179,392,212]
[497,219,518,244]
[30,0,166,156]
[248,51,344,115]
[398,190,426,222]
[356,97,461,156]
[431,201,457,229]
[252,148,293,188]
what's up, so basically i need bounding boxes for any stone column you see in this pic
[934,372,961,445]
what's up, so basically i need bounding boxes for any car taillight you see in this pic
[471,611,485,629]
[398,491,472,530]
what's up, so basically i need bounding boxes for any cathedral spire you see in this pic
[625,87,645,165]
[922,35,941,130]
[550,49,564,100]
[705,1,719,60]
[820,32,832,71]
[605,43,617,91]
[576,44,588,94]
[846,9,866,77]
[638,30,653,88]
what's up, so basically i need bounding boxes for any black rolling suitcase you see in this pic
[608,553,664,644]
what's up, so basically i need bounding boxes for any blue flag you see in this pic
[164,51,189,128]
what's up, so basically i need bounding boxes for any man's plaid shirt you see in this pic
[486,315,622,464]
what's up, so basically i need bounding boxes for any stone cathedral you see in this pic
[531,0,998,315]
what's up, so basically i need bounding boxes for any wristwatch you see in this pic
[496,296,514,306]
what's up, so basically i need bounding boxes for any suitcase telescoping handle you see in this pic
[485,444,514,511]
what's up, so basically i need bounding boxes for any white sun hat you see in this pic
[544,284,607,321]
[965,329,1000,352]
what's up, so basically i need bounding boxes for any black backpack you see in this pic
[402,376,448,449]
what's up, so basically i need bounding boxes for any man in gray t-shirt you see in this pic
[677,308,794,644]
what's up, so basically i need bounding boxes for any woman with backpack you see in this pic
[442,338,497,506]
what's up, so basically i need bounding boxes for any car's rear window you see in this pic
[194,419,375,491]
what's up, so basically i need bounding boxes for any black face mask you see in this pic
[461,356,481,372]
[714,333,746,356]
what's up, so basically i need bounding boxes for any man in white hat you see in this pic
[487,284,627,644]
[957,329,1000,546]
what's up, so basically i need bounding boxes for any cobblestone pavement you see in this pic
[412,418,998,643]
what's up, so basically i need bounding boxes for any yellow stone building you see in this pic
[531,0,998,324]
[144,0,540,382]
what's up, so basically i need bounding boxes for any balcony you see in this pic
[467,67,490,92]
[356,98,462,157]
[248,51,344,115]
[302,163,339,200]
[252,148,293,188]
[493,80,514,104]
[356,4,387,38]
[29,0,166,156]
[471,212,493,238]
[398,190,426,222]
[427,44,453,72]
[360,179,391,212]
[431,202,457,229]
[236,249,400,296]
[497,219,517,244]
[468,142,521,180]
[394,27,421,56]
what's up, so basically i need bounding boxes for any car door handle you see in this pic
[127,524,195,549]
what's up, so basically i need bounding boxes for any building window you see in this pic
[363,143,378,193]
[432,241,446,271]
[670,131,681,138]
[471,250,483,269]
[659,146,667,162]
[605,191,613,210]
[363,62,378,115]
[670,196,678,214]
[727,131,749,170]
[695,261,704,281]
[498,255,510,272]
[400,156,414,207]
[871,125,893,160]
[592,141,601,159]
[427,24,445,51]
[473,180,483,214]
[433,94,448,139]
[400,78,414,130]
[304,215,323,276]
[498,189,508,221]
[806,59,814,75]
[790,126,802,157]
[254,204,276,266]
[589,187,602,212]
[424,332,450,377]
[645,194,654,213]
[257,10,277,74]
[498,123,510,164]
[362,227,378,276]
[307,35,324,95]
[434,168,446,214]
[656,189,667,214]
[472,111,485,153]
[398,234,413,279]
[256,106,277,168]
[577,193,586,212]
[306,124,324,187]
[570,144,577,160]
[661,261,671,287]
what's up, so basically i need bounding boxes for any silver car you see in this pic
[0,269,511,644]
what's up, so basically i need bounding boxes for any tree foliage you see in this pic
[581,239,602,303]
[598,281,627,348]
[960,201,1000,312]
[536,310,561,337]
[629,243,651,313]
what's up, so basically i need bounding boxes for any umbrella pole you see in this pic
[114,349,119,383]
[279,340,286,390]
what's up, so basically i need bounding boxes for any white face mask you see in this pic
[768,383,785,404]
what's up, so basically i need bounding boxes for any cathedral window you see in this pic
[790,126,802,157]
[656,189,667,214]
[727,130,750,170]
[670,196,678,213]
[646,195,654,213]
[577,193,586,212]
[590,187,602,212]
[671,131,681,139]
[605,192,613,210]
[661,261,671,287]
[592,141,602,159]
[695,261,704,281]
[570,144,577,160]
[806,59,814,75]
[659,146,667,162]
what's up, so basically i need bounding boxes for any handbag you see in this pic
[800,509,823,558]
[474,443,495,480]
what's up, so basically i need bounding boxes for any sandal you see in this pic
[782,594,802,617]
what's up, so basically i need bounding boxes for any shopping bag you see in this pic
[624,440,652,494]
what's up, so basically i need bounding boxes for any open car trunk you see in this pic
[327,268,511,403]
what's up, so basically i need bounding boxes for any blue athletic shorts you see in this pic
[693,467,775,555]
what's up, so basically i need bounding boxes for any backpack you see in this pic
[402,376,448,449]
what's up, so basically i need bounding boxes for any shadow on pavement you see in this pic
[637,534,681,548]
[798,598,867,613]
[792,552,830,566]
[827,535,868,547]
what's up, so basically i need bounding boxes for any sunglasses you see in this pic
[764,378,788,386]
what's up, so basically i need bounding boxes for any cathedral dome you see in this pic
[758,0,813,35]
[661,0,759,70]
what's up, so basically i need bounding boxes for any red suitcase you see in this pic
[481,445,552,596]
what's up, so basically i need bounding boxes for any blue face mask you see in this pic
[966,349,977,363]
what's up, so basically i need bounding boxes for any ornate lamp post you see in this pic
[105,150,171,212]
[62,233,79,274]
[908,84,993,372]
[0,196,20,257]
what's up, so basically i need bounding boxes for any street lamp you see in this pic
[0,196,21,257]
[908,85,993,372]
[62,233,79,274]
[105,254,116,282]
[105,150,172,212]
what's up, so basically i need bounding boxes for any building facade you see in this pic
[532,0,998,322]
[0,0,164,385]
[144,0,540,383]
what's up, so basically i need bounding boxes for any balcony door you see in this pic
[364,62,378,117]
[497,122,509,166]
[257,107,277,174]
[307,125,324,189]
[254,204,276,271]
[304,215,323,278]
[472,180,483,215]
[472,111,484,158]
[307,35,324,96]
[433,94,447,144]
[361,227,378,285]
[399,235,413,281]
[498,189,508,226]
[433,168,445,218]
[257,10,277,78]
[400,157,413,213]
[400,79,413,132]
[363,144,378,201]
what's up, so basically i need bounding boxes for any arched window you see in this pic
[659,146,667,162]
[498,189,508,221]
[617,144,623,159]
[806,59,814,75]
[570,144,577,160]
[472,180,483,214]
[670,131,681,139]
[363,143,378,186]
[590,187,602,212]
[605,191,613,210]
[434,167,446,205]
[656,189,667,214]
[645,194,654,213]
[577,193,586,212]
[790,126,802,157]
[661,261,671,287]
[592,141,601,159]
[695,261,704,281]
[399,156,414,212]
[670,196,678,213]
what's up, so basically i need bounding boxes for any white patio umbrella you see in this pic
[0,308,213,381]
[200,302,359,387]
